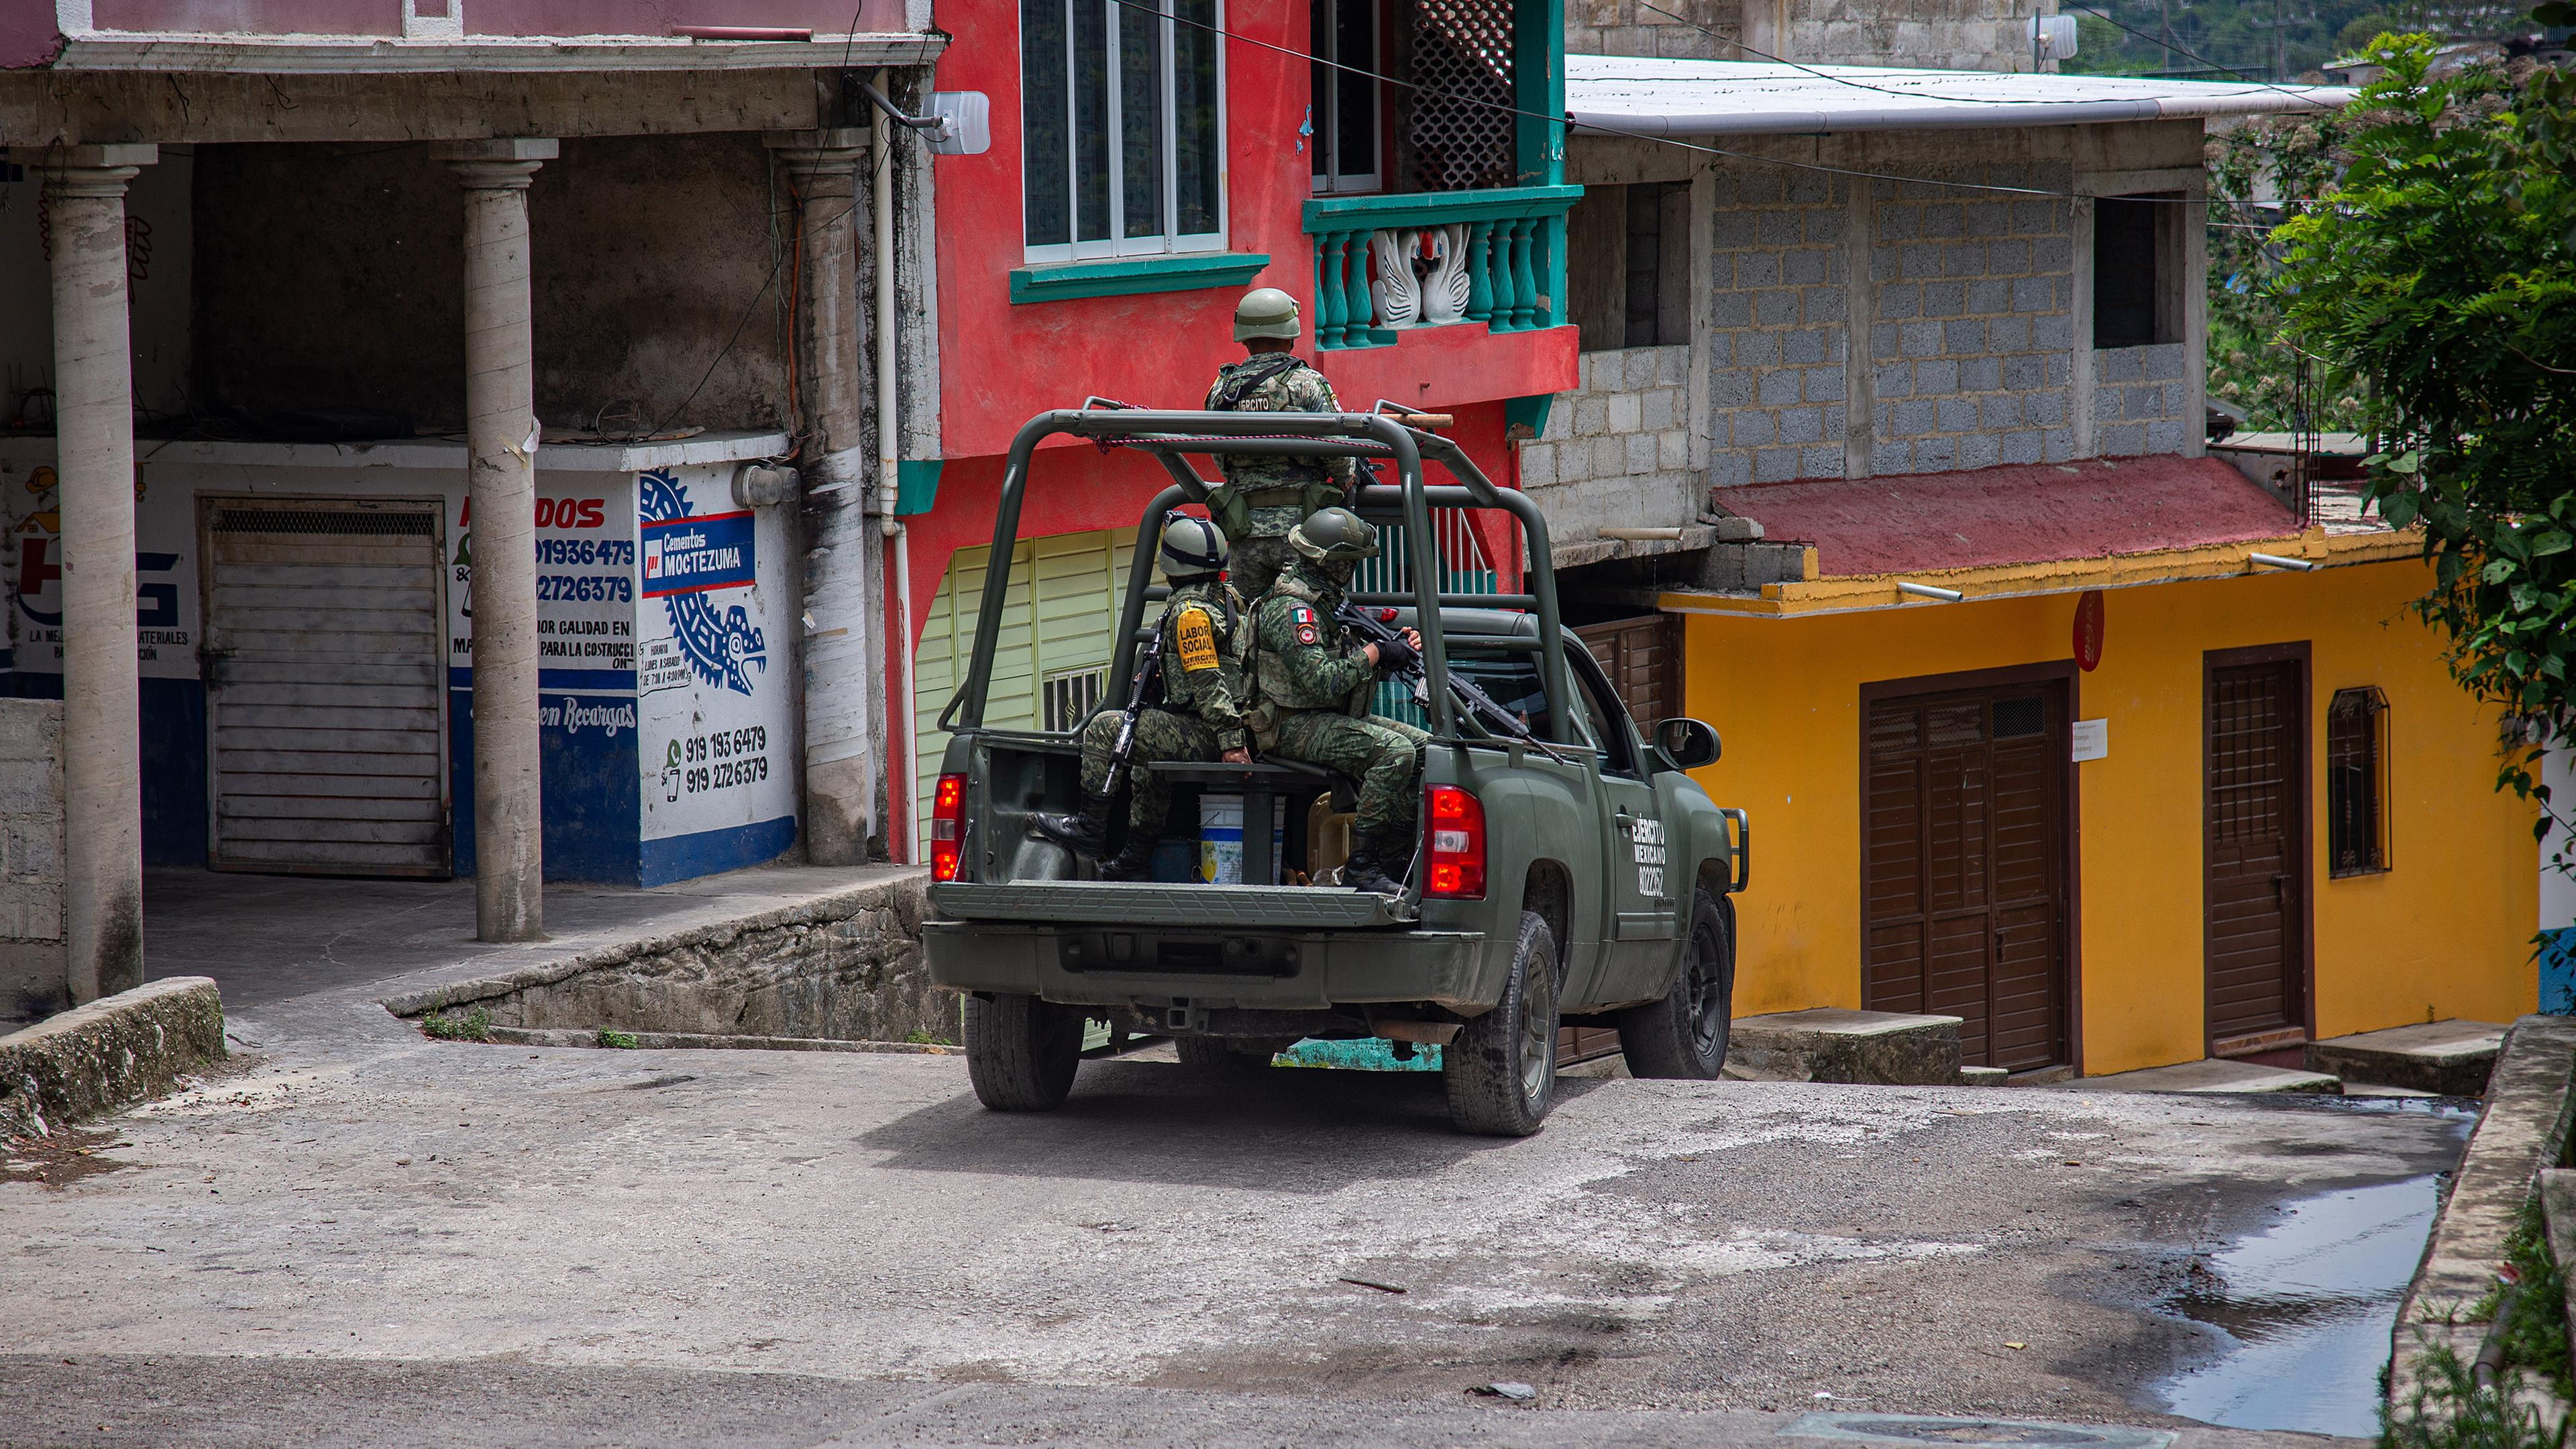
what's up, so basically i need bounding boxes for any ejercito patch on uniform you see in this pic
[1175,607,1220,672]
[1291,604,1320,646]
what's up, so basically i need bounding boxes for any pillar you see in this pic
[766,129,878,865]
[20,144,155,1004]
[440,139,556,941]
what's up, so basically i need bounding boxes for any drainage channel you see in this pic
[2153,1097,2477,1438]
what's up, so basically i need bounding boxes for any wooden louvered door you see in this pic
[2204,651,2309,1055]
[1574,614,1682,729]
[1864,682,2070,1073]
[201,498,450,876]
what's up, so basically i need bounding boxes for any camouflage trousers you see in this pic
[1269,710,1430,845]
[1079,708,1219,837]
[1227,533,1299,602]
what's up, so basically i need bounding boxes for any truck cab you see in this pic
[922,407,1749,1136]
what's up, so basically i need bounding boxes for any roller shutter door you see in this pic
[201,499,449,875]
[912,530,1132,859]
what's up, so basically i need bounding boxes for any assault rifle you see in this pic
[1332,600,1572,766]
[1099,617,1168,796]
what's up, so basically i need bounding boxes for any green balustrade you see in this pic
[1299,185,1580,350]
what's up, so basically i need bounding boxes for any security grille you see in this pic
[1043,666,1108,733]
[1407,0,1514,191]
[1992,696,2045,739]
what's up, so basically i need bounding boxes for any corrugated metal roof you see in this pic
[1566,55,2353,136]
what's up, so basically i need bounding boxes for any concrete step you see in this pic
[2306,1019,2505,1097]
[1724,1008,1964,1086]
[2057,1059,2343,1095]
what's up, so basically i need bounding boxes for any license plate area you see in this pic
[1059,932,1301,977]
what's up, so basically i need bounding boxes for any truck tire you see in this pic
[1444,909,1562,1136]
[1615,890,1735,1079]
[963,994,1085,1112]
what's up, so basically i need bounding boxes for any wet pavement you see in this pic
[2153,1099,2477,1436]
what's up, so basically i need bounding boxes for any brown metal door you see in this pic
[2205,655,2308,1053]
[1864,686,2069,1072]
[1574,614,1682,727]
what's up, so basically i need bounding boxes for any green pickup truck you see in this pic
[922,408,1750,1136]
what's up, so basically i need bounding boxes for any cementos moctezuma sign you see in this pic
[641,511,756,597]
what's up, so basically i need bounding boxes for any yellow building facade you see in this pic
[1665,528,2539,1077]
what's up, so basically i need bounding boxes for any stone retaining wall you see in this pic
[2388,1014,2576,1413]
[1,976,226,1138]
[0,698,65,1023]
[386,871,949,1044]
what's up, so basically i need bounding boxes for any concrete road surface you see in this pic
[1,985,2464,1447]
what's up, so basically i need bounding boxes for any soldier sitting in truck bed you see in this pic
[1031,517,1250,879]
[1239,507,1426,896]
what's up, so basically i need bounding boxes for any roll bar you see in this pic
[935,409,1574,753]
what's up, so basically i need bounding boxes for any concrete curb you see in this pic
[470,1025,961,1055]
[379,872,928,1018]
[2387,1014,2576,1416]
[0,976,226,1138]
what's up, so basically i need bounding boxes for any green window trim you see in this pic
[1008,252,1273,305]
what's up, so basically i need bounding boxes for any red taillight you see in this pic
[1424,785,1485,900]
[930,773,967,882]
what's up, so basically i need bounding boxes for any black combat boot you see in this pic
[1342,833,1406,896]
[1030,794,1113,860]
[1099,835,1158,881]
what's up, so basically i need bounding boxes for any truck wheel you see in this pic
[1444,910,1562,1136]
[963,994,1085,1112]
[1615,890,1735,1079]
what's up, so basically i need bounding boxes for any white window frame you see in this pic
[1310,0,1381,195]
[1022,0,1230,264]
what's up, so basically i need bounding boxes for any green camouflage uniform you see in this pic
[1078,578,1248,837]
[1203,354,1360,598]
[1240,560,1428,848]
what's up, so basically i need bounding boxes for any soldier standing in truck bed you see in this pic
[1203,288,1360,599]
[1240,507,1426,896]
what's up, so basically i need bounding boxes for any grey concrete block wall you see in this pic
[0,700,65,1024]
[1520,344,1700,551]
[1869,164,2078,474]
[2093,342,2194,456]
[1568,0,1743,59]
[1707,166,1851,488]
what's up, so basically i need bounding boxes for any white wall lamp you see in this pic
[1896,581,1966,602]
[2248,552,2319,572]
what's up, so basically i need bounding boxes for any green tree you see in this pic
[2269,31,2576,844]
[2206,107,2368,431]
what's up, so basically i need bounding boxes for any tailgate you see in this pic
[930,881,1413,928]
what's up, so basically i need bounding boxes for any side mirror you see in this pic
[1651,717,1721,771]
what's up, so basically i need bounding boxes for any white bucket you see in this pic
[1198,794,1285,885]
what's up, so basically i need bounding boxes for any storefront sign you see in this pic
[2072,589,2105,672]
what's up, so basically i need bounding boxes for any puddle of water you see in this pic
[2156,1173,2449,1436]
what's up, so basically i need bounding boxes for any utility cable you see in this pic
[2057,2,2343,109]
[1106,0,2334,205]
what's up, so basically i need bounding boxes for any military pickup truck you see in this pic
[922,408,1750,1136]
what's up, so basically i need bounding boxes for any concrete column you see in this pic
[2071,193,2097,459]
[441,139,556,941]
[19,144,154,1004]
[765,129,878,865]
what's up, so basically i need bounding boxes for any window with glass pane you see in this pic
[1022,0,1226,260]
[1310,0,1380,193]
[2326,686,2390,876]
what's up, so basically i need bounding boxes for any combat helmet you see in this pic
[1233,287,1301,342]
[1288,506,1379,565]
[1158,515,1227,580]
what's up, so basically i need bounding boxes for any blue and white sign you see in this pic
[641,509,756,598]
[634,469,794,884]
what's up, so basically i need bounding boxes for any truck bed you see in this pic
[928,881,1413,929]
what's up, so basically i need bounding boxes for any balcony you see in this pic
[1303,185,1582,350]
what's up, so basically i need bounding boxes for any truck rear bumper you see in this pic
[923,920,1491,1012]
